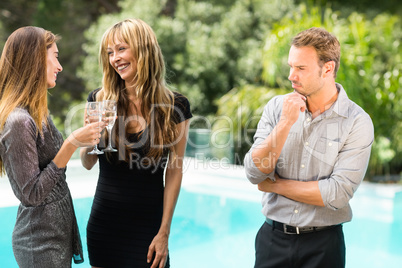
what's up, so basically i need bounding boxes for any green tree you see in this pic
[296,0,402,17]
[0,0,120,129]
[79,0,296,115]
[261,4,402,177]
[213,85,287,164]
[0,20,5,49]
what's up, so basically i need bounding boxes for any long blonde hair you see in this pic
[97,18,177,161]
[0,26,59,174]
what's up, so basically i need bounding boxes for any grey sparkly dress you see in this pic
[0,108,83,267]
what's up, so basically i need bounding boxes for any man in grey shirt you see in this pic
[244,27,374,268]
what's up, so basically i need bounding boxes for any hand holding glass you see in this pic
[103,100,118,152]
[86,101,104,155]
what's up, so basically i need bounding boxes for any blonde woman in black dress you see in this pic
[0,27,105,267]
[80,18,192,268]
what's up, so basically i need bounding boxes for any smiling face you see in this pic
[107,37,137,87]
[287,45,326,97]
[46,43,62,88]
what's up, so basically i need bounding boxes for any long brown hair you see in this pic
[97,18,177,162]
[0,26,59,174]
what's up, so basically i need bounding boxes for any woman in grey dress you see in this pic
[0,26,105,267]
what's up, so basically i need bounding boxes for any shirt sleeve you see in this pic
[244,96,282,184]
[0,112,65,206]
[318,110,374,210]
[173,92,193,124]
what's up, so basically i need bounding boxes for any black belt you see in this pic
[265,218,338,235]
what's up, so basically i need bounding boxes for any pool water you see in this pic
[0,189,262,268]
[1,182,401,267]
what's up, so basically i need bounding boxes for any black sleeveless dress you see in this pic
[86,90,192,267]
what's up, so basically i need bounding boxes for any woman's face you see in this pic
[46,43,62,88]
[107,37,137,86]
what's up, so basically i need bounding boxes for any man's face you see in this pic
[287,45,325,97]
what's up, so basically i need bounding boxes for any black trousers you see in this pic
[255,221,345,268]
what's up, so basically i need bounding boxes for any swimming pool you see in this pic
[1,159,401,267]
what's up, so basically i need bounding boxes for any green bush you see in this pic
[79,0,296,115]
[261,4,402,178]
[77,0,401,178]
[213,85,287,164]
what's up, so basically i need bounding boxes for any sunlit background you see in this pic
[0,0,401,267]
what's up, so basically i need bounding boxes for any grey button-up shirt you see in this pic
[244,83,374,227]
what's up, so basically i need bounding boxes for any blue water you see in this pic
[1,185,402,267]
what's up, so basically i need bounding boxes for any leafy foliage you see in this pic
[0,0,400,176]
[213,85,287,164]
[261,4,402,177]
[0,0,120,128]
[79,0,296,115]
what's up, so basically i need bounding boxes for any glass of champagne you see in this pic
[103,100,118,152]
[86,101,104,155]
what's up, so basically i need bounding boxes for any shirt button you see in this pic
[305,142,309,146]
[301,164,305,168]
[328,142,332,146]
[306,118,311,122]
[294,210,299,214]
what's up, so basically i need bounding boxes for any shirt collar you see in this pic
[328,83,350,118]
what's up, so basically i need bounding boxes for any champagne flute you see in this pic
[86,101,104,155]
[102,100,118,152]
